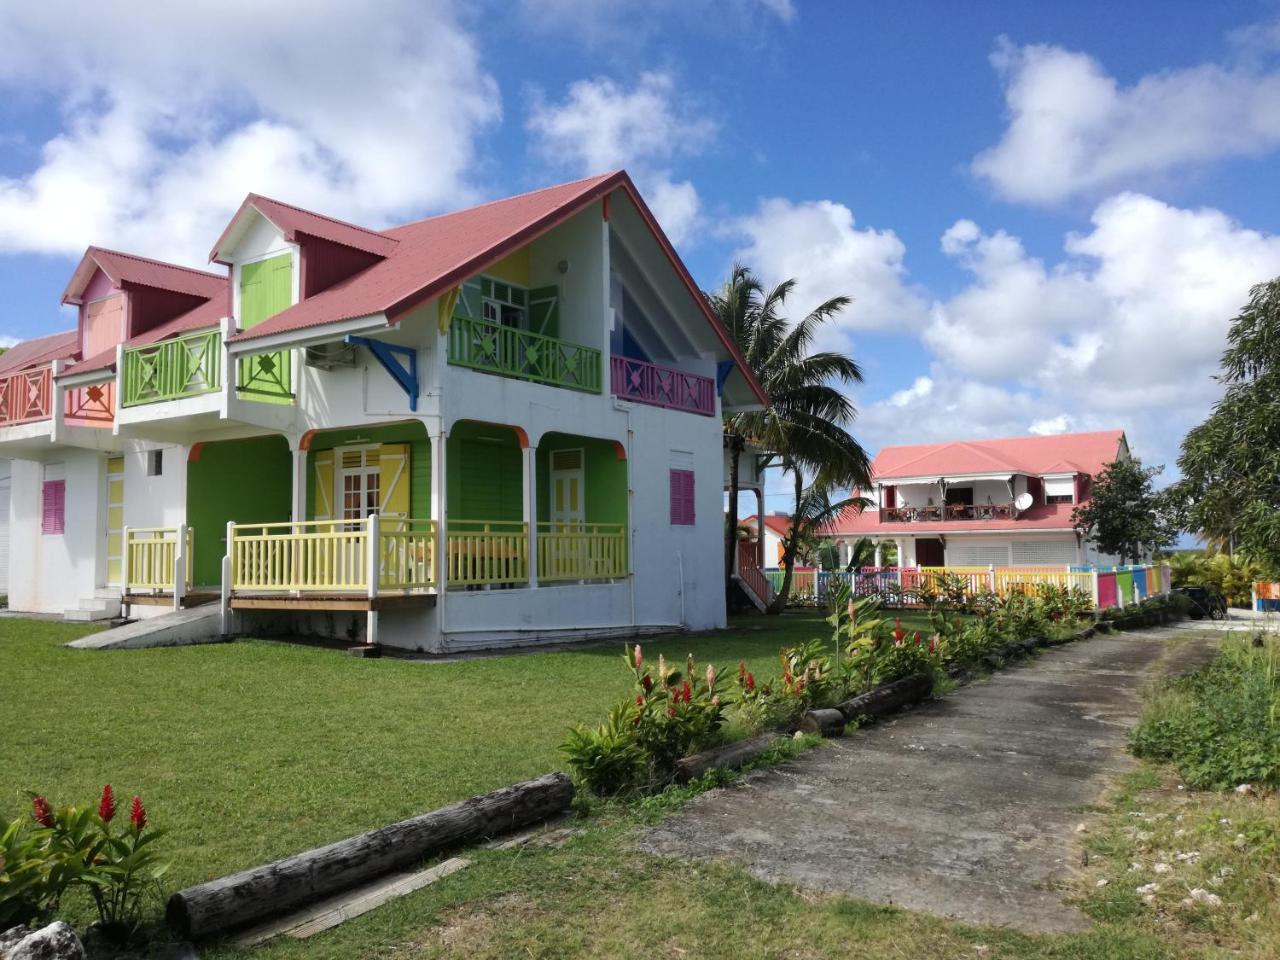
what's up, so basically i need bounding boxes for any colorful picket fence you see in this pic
[767,563,1170,610]
[1254,582,1280,612]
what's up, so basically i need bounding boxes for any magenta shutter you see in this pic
[670,469,695,525]
[41,480,66,535]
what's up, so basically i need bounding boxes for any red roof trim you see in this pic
[61,246,224,304]
[210,193,398,263]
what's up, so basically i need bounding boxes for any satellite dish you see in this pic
[1014,492,1034,512]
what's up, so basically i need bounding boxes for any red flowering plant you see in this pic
[0,788,168,943]
[563,646,732,796]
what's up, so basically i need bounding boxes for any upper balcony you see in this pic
[609,355,716,417]
[880,503,1017,523]
[120,328,293,410]
[447,315,602,394]
[0,365,53,427]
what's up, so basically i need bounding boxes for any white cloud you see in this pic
[873,193,1280,466]
[973,32,1280,203]
[730,197,929,333]
[526,72,714,244]
[0,0,500,265]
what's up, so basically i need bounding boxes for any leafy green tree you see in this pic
[1176,277,1280,571]
[711,264,871,609]
[770,472,867,612]
[1071,457,1178,564]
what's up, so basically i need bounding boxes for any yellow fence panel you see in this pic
[125,527,192,592]
[447,521,529,586]
[536,523,627,582]
[231,519,368,592]
[380,520,437,590]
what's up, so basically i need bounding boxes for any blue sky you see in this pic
[2,0,1279,514]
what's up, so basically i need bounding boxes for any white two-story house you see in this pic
[0,171,767,651]
[821,430,1129,569]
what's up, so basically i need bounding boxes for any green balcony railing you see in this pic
[448,316,601,394]
[122,330,221,407]
[237,349,294,403]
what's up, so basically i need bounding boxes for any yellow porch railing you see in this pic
[125,527,193,592]
[446,520,529,586]
[229,518,437,593]
[903,566,991,597]
[381,519,437,590]
[536,522,627,582]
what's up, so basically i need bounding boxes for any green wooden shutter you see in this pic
[459,439,522,521]
[529,286,559,337]
[240,254,293,328]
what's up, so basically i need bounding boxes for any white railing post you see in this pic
[1091,565,1100,609]
[221,520,236,637]
[173,523,188,612]
[988,563,997,594]
[523,445,538,588]
[366,513,380,646]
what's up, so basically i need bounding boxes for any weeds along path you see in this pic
[641,625,1220,933]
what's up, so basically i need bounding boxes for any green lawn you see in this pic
[1,611,846,894]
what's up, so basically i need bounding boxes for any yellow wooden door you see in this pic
[550,449,584,526]
[106,457,125,585]
[313,450,335,521]
[378,443,411,531]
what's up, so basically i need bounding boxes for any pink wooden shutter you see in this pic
[41,480,66,535]
[670,469,695,525]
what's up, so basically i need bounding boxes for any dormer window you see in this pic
[1043,475,1076,504]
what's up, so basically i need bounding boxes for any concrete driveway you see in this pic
[642,627,1220,932]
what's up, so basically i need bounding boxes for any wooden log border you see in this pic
[167,772,574,940]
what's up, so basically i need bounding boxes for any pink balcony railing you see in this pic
[610,356,716,417]
[0,366,52,427]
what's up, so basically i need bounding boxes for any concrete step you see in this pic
[94,587,124,600]
[65,596,123,622]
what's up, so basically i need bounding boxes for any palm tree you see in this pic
[711,264,872,611]
[770,474,869,612]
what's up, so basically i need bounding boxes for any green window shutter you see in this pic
[240,254,293,329]
[529,286,559,337]
[459,439,522,521]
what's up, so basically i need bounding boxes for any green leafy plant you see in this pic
[561,704,649,798]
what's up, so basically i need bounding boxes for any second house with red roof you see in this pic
[821,430,1133,570]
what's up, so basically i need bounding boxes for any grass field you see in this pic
[12,610,1256,960]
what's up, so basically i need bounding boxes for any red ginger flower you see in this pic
[746,672,756,693]
[633,644,643,669]
[681,680,692,703]
[32,795,54,829]
[738,660,745,683]
[98,784,116,822]
[667,704,677,718]
[129,795,147,832]
[893,618,905,645]
[913,630,922,646]
[641,673,653,694]
[636,694,644,708]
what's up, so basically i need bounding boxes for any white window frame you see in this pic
[336,444,381,525]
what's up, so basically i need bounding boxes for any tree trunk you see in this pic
[766,463,803,614]
[166,773,574,940]
[834,673,933,723]
[724,434,744,598]
[675,733,784,783]
[799,708,845,737]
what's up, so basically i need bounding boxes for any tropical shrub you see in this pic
[0,787,167,942]
[562,646,731,796]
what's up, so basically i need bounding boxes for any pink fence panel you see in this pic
[1097,571,1118,608]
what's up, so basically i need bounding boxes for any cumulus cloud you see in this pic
[973,32,1280,203]
[865,193,1280,465]
[0,0,500,265]
[526,72,714,244]
[730,197,929,334]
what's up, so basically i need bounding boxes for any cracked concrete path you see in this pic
[642,626,1221,933]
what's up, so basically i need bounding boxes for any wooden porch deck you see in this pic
[123,591,220,608]
[228,592,437,612]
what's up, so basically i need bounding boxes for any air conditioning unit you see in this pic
[304,342,356,370]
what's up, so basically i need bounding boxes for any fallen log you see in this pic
[834,673,932,723]
[675,733,784,783]
[799,708,845,738]
[166,772,574,940]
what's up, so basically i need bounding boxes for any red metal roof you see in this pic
[62,247,225,304]
[211,194,398,263]
[743,513,792,537]
[0,330,78,377]
[871,430,1125,480]
[224,171,770,407]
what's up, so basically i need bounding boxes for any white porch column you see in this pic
[523,444,538,588]
[365,512,380,646]
[873,541,883,568]
[288,438,307,523]
[173,523,188,612]
[430,429,447,596]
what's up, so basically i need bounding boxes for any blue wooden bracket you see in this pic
[345,336,419,412]
[716,359,736,395]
